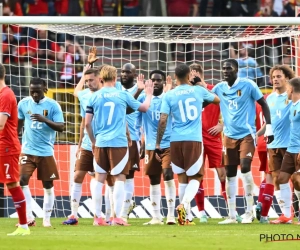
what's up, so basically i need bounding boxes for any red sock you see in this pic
[258,179,266,203]
[8,186,27,225]
[261,183,274,217]
[220,181,227,202]
[194,181,204,211]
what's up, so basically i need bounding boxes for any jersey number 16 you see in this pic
[178,98,198,122]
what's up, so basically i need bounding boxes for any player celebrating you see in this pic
[62,68,103,226]
[156,64,220,225]
[212,59,273,224]
[85,65,153,226]
[270,77,300,224]
[0,64,30,236]
[189,63,226,223]
[256,65,294,223]
[18,78,64,227]
[138,70,176,225]
[119,63,144,222]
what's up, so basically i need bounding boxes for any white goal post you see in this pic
[0,16,299,219]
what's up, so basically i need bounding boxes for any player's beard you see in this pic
[120,77,134,89]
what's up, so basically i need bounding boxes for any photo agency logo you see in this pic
[260,234,300,242]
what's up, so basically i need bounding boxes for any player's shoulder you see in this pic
[237,77,257,87]
[206,84,214,90]
[0,86,15,99]
[18,96,32,106]
[266,92,276,100]
[115,81,122,90]
[44,97,62,109]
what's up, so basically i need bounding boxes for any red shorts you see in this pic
[203,142,222,168]
[0,154,20,184]
[258,151,270,174]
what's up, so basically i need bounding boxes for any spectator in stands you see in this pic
[25,0,49,16]
[2,0,23,39]
[60,40,86,86]
[27,29,64,87]
[166,0,198,63]
[84,0,103,16]
[229,42,264,86]
[2,26,22,64]
[199,0,225,16]
[228,0,258,16]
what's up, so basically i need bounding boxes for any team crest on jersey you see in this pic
[237,90,241,96]
[43,110,48,116]
[26,110,32,115]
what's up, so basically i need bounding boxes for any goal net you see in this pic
[1,16,300,219]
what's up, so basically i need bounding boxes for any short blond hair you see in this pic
[100,65,117,82]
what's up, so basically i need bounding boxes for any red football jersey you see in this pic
[255,94,269,152]
[0,86,21,156]
[202,84,222,144]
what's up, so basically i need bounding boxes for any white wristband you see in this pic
[265,124,274,136]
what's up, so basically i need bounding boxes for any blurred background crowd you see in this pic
[1,0,300,92]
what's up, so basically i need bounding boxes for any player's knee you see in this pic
[149,175,161,185]
[20,175,30,186]
[240,158,252,173]
[126,170,135,179]
[42,181,54,189]
[189,173,202,182]
[225,165,238,178]
[73,171,86,183]
[291,173,300,191]
[162,169,173,181]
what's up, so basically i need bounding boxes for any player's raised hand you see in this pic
[144,79,154,96]
[30,114,48,123]
[137,74,145,90]
[164,75,173,92]
[264,124,274,144]
[88,46,99,65]
[83,64,91,74]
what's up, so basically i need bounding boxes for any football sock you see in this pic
[261,183,274,217]
[92,181,103,218]
[241,172,254,213]
[9,186,27,228]
[164,179,176,218]
[258,179,266,203]
[182,180,199,210]
[105,184,111,221]
[227,176,237,219]
[220,180,227,202]
[279,183,292,218]
[114,181,125,218]
[194,180,204,212]
[274,190,283,213]
[71,183,82,218]
[120,178,134,218]
[21,185,34,220]
[150,184,161,219]
[43,187,55,220]
[178,183,188,203]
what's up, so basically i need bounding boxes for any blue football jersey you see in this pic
[287,101,300,154]
[212,77,263,139]
[160,84,215,142]
[266,92,291,149]
[87,87,142,147]
[138,93,171,150]
[18,97,64,156]
[122,84,141,141]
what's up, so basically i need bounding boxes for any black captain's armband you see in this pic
[86,106,94,114]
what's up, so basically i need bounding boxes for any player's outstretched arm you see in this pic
[138,80,153,112]
[73,64,91,97]
[0,113,8,131]
[155,113,168,161]
[257,97,274,144]
[30,114,64,132]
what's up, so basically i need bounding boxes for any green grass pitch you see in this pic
[0,218,299,250]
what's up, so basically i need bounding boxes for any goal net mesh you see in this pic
[1,21,299,219]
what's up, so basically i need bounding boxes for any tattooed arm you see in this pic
[155,113,168,149]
